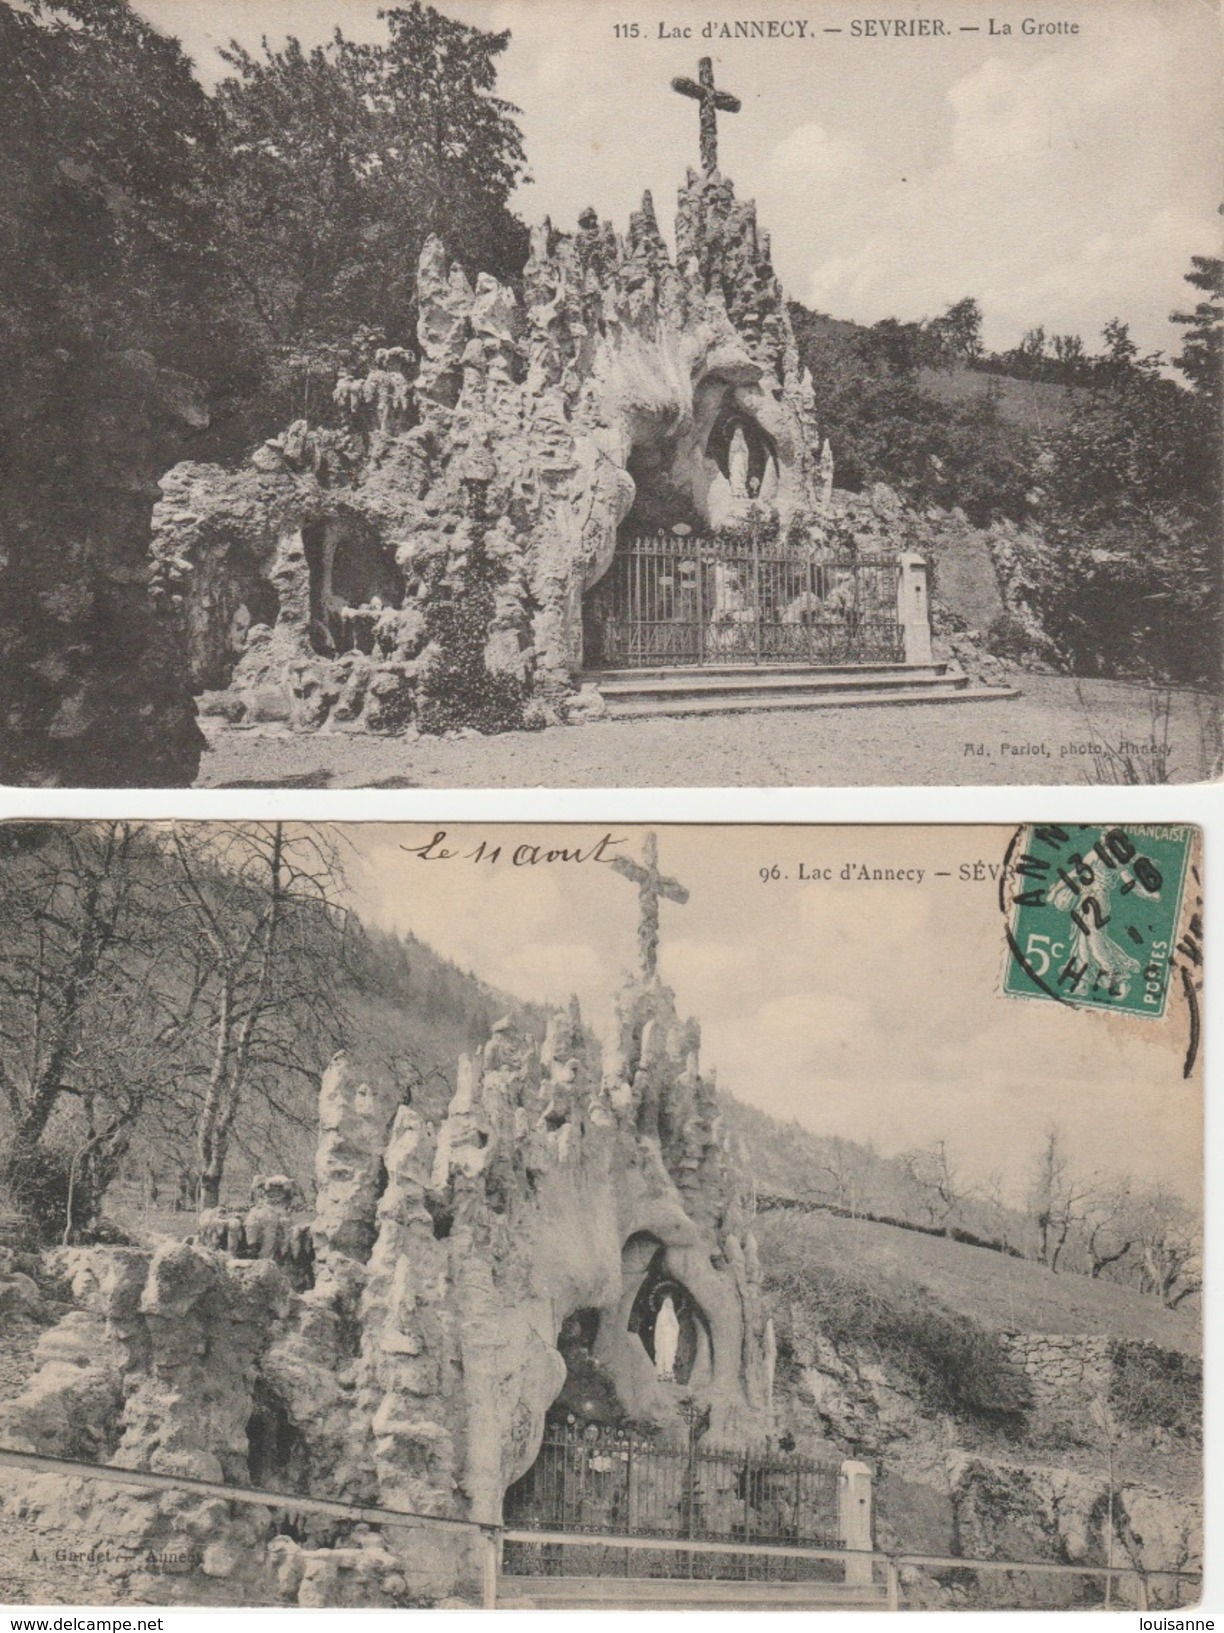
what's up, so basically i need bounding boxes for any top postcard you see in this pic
[1,0,1219,788]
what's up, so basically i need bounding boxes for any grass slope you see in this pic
[756,1209,1199,1354]
[917,366,1081,433]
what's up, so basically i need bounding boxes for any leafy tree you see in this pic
[1048,333,1088,383]
[0,0,534,786]
[1012,326,1047,375]
[860,316,935,375]
[215,2,530,418]
[0,0,235,389]
[1099,316,1139,378]
[928,296,983,363]
[1171,253,1224,409]
[788,299,1034,523]
[1021,354,1220,685]
[0,0,253,786]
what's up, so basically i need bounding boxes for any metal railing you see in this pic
[585,533,905,669]
[0,1447,1202,1612]
[496,1526,1202,1611]
[502,1418,841,1576]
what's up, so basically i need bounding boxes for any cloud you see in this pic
[798,19,1220,352]
[771,123,860,187]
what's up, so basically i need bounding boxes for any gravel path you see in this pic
[197,676,1218,788]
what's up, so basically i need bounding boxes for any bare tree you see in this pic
[814,1135,875,1218]
[978,1167,1017,1252]
[1079,1177,1134,1279]
[1027,1126,1097,1272]
[900,1139,966,1235]
[1025,1134,1196,1303]
[166,823,350,1210]
[1129,1187,1201,1309]
[0,823,182,1237]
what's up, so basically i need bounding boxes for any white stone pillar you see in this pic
[897,552,933,666]
[839,1459,875,1588]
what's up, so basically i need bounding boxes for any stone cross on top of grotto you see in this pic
[611,831,689,979]
[671,56,741,174]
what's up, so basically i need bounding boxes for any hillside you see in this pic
[756,1208,1200,1354]
[790,307,1080,433]
[917,365,1081,432]
[113,922,543,1215]
[726,1096,1031,1253]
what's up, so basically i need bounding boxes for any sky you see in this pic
[341,823,1201,1207]
[132,0,1222,359]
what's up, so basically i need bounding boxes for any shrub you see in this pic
[1109,1343,1201,1441]
[767,1253,1031,1424]
[1,1145,75,1246]
[985,612,1032,662]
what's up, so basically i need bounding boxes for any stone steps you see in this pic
[497,1574,890,1610]
[583,662,1018,718]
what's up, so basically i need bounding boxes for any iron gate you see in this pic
[584,532,904,670]
[502,1420,843,1581]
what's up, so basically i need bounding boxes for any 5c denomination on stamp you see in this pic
[1000,823,1194,1019]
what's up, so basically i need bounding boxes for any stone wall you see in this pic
[772,1308,1200,1609]
[1000,1331,1113,1428]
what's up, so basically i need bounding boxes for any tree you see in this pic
[214,2,530,416]
[1099,317,1139,378]
[1129,1186,1200,1309]
[978,1168,1019,1253]
[1026,1127,1094,1271]
[1171,253,1224,410]
[1015,333,1221,686]
[814,1135,875,1218]
[1015,326,1047,374]
[900,1140,966,1235]
[0,0,246,786]
[929,296,983,363]
[1051,333,1086,381]
[0,823,182,1238]
[1079,1178,1134,1278]
[862,316,932,375]
[166,824,350,1209]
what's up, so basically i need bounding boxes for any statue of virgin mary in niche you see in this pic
[654,1294,681,1381]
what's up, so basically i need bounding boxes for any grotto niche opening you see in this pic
[537,1234,715,1437]
[705,395,779,503]
[501,1232,721,1537]
[627,1239,710,1388]
[225,542,280,665]
[580,382,786,669]
[302,517,406,658]
[549,1306,628,1425]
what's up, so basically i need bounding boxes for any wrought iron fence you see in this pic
[584,532,904,670]
[502,1421,843,1580]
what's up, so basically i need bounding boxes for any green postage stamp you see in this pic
[1001,824,1195,1019]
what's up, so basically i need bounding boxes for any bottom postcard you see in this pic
[0,822,1203,1610]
